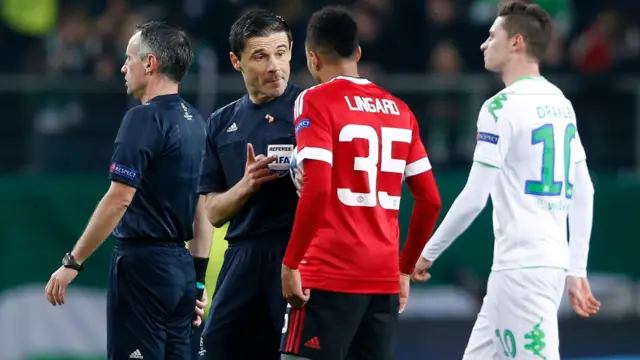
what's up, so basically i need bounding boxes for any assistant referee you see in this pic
[45,22,213,360]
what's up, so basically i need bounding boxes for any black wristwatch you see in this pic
[62,252,84,272]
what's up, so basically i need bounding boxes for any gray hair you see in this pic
[135,21,194,82]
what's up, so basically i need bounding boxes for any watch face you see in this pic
[63,253,76,268]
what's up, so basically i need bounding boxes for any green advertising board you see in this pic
[0,173,635,359]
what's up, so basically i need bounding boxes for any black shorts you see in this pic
[201,242,287,360]
[107,241,197,360]
[280,289,399,360]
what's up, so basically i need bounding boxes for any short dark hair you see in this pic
[229,10,292,59]
[136,21,194,83]
[498,0,552,61]
[306,6,359,60]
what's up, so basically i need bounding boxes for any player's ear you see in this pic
[229,52,242,72]
[309,50,320,71]
[512,34,524,52]
[355,46,362,62]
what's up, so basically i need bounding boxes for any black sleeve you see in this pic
[197,112,227,194]
[109,106,163,188]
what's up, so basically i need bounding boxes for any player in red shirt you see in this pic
[279,6,442,360]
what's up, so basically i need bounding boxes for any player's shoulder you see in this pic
[479,85,523,123]
[296,81,329,103]
[500,76,564,106]
[296,77,404,109]
[382,90,411,113]
[297,76,365,101]
[293,82,330,118]
[482,77,566,122]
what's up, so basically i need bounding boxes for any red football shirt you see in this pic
[283,76,439,294]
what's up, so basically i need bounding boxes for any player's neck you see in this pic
[320,62,360,84]
[140,78,179,104]
[501,60,541,87]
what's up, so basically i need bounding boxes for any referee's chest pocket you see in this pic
[218,140,247,187]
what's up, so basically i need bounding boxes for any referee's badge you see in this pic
[267,144,294,177]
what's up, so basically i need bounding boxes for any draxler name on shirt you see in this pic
[267,144,294,177]
[110,162,138,180]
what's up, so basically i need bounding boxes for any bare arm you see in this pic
[204,183,252,228]
[71,181,135,263]
[190,195,214,257]
[190,194,215,287]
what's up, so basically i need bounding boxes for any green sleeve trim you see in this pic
[474,160,501,169]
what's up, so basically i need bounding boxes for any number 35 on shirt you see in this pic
[294,118,431,211]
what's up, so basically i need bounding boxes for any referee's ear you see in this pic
[229,52,242,72]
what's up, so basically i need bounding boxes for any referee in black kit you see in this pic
[45,22,213,360]
[197,10,301,360]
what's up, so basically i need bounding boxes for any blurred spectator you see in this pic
[0,0,637,173]
[45,6,91,74]
[352,4,384,75]
[424,40,469,168]
[570,9,617,74]
[541,29,568,73]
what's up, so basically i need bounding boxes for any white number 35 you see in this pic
[338,124,412,210]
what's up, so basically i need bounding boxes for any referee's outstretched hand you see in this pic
[243,143,279,193]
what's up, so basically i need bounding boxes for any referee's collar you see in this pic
[146,93,182,104]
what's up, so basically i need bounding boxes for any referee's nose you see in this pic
[266,56,281,75]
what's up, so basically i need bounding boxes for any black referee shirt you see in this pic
[198,84,301,244]
[109,94,206,242]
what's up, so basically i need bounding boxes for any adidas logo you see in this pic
[304,336,321,350]
[227,123,238,132]
[129,349,144,359]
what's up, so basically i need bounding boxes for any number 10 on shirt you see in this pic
[524,123,577,199]
[338,124,411,210]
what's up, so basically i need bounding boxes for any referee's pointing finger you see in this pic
[246,143,256,163]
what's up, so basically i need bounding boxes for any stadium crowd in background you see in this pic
[0,0,638,174]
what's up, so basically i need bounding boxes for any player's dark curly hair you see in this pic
[136,21,194,83]
[228,9,292,59]
[497,0,552,62]
[306,6,359,61]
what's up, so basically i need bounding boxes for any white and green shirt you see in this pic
[423,76,591,272]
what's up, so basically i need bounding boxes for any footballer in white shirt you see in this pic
[412,1,601,359]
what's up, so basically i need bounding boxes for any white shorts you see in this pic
[463,267,566,360]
